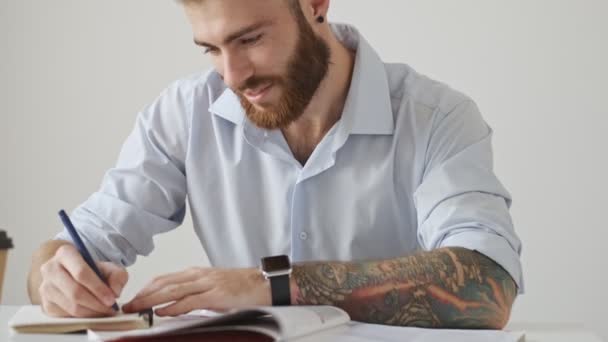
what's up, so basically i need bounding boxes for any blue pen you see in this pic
[58,209,120,312]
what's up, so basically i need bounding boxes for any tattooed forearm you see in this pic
[291,247,517,329]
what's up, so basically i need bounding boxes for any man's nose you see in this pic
[220,52,253,90]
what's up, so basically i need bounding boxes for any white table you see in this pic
[1,305,604,342]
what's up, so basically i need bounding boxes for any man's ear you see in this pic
[299,0,330,23]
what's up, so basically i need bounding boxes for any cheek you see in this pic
[248,43,291,77]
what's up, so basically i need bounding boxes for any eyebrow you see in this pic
[193,20,273,49]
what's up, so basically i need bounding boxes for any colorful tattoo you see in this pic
[292,247,517,329]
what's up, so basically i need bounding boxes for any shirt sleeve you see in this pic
[413,99,524,292]
[55,82,192,267]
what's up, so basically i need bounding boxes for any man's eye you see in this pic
[203,47,219,55]
[241,34,263,45]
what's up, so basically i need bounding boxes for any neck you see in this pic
[282,31,355,164]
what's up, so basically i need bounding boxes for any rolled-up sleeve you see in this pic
[55,82,192,267]
[414,99,524,292]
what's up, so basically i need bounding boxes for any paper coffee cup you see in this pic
[0,230,13,301]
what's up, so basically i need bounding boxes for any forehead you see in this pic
[183,0,292,42]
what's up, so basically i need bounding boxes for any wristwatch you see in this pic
[260,255,292,306]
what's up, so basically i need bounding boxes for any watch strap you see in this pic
[269,274,291,306]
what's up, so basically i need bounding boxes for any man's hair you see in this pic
[178,0,304,18]
[286,0,302,16]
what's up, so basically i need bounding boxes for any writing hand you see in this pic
[38,244,128,317]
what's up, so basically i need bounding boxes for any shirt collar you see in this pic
[208,23,394,136]
[208,85,246,125]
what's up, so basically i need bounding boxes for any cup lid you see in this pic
[0,230,13,249]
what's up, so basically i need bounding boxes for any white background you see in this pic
[1,0,607,338]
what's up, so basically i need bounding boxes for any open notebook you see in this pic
[9,304,351,341]
[9,305,526,342]
[8,305,153,334]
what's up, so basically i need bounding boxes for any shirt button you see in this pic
[299,232,308,240]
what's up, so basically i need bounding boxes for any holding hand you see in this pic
[38,244,128,317]
[122,267,271,316]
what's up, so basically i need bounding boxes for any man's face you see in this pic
[184,0,330,129]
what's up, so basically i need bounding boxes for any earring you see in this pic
[316,16,325,23]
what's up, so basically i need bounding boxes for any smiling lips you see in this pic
[243,83,273,104]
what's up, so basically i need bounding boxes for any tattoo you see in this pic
[292,247,517,329]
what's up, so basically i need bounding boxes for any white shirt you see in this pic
[57,24,524,291]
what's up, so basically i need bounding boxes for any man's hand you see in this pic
[38,244,128,317]
[122,267,271,316]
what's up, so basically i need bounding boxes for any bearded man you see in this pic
[28,0,523,329]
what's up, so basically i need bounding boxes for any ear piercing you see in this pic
[316,16,325,23]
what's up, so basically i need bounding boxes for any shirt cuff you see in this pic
[439,230,525,293]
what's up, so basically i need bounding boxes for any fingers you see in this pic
[42,301,70,318]
[122,268,203,313]
[40,284,70,318]
[154,293,207,317]
[123,279,211,313]
[40,282,112,318]
[53,265,116,315]
[57,246,116,306]
[98,262,129,297]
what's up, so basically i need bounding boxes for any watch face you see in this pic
[262,255,291,272]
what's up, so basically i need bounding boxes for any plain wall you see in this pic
[1,0,606,338]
